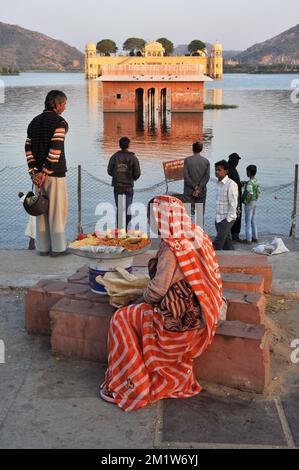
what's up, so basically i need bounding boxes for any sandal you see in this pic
[100,387,116,404]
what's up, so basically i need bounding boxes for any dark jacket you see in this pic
[108,150,141,192]
[25,110,68,177]
[183,154,210,198]
[228,163,242,196]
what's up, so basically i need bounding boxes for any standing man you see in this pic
[213,160,239,251]
[108,137,141,229]
[183,141,210,224]
[25,90,69,256]
[228,153,243,242]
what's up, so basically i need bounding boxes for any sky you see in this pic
[1,0,299,52]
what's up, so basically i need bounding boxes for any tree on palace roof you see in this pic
[156,38,174,56]
[123,38,146,55]
[96,39,118,55]
[188,40,206,54]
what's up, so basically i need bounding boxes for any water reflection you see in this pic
[102,112,204,162]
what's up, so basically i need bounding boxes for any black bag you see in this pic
[23,191,49,216]
[114,154,133,188]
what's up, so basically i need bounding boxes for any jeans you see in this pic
[245,202,258,242]
[213,219,236,251]
[114,189,134,230]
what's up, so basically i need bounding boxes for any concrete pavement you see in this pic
[0,238,299,449]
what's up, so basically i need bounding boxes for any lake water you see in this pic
[0,72,298,247]
[1,72,299,186]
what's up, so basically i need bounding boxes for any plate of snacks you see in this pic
[68,229,152,259]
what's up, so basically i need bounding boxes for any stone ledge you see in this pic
[24,279,110,336]
[48,296,270,393]
[224,289,266,325]
[50,298,114,363]
[222,273,264,293]
[195,325,270,394]
[217,253,272,293]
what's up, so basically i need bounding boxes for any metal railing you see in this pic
[0,165,298,249]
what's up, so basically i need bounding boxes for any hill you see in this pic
[236,24,299,65]
[0,21,84,71]
[173,43,241,59]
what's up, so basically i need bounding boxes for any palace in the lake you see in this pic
[85,40,223,80]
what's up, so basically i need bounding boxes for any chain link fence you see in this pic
[0,165,298,249]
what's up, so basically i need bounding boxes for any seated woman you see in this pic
[100,195,222,411]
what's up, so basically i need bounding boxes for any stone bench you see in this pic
[222,273,264,293]
[217,253,272,293]
[133,252,273,293]
[24,279,111,336]
[25,269,267,338]
[225,289,266,325]
[195,321,270,394]
[50,298,114,363]
[49,297,270,393]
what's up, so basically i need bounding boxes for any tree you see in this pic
[156,38,174,56]
[188,40,206,54]
[123,38,146,55]
[96,39,118,56]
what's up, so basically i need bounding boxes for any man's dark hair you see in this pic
[44,90,67,111]
[247,165,257,177]
[215,160,229,171]
[119,137,130,150]
[193,141,203,154]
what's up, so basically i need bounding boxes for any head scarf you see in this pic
[151,195,222,349]
[228,153,241,167]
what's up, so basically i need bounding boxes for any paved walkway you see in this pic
[1,236,298,296]
[0,290,298,449]
[0,238,298,448]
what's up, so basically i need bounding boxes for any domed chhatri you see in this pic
[86,42,97,51]
[85,39,223,80]
[212,41,223,51]
[144,41,165,57]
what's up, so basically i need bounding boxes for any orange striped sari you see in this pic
[101,195,222,411]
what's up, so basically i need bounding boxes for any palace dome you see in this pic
[86,42,97,51]
[144,41,165,56]
[212,41,223,51]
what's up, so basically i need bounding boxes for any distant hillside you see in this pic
[236,24,299,65]
[222,50,242,60]
[173,43,241,59]
[0,21,84,71]
[173,43,212,55]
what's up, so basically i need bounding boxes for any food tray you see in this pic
[68,242,152,260]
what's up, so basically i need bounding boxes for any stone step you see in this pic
[217,253,272,293]
[195,321,270,394]
[134,252,272,293]
[25,279,110,336]
[50,298,114,363]
[224,289,266,325]
[222,273,264,293]
[67,271,89,286]
[49,298,270,393]
[25,272,266,337]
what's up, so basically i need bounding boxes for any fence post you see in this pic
[77,165,83,234]
[290,164,298,239]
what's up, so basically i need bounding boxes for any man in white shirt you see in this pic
[213,160,239,251]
